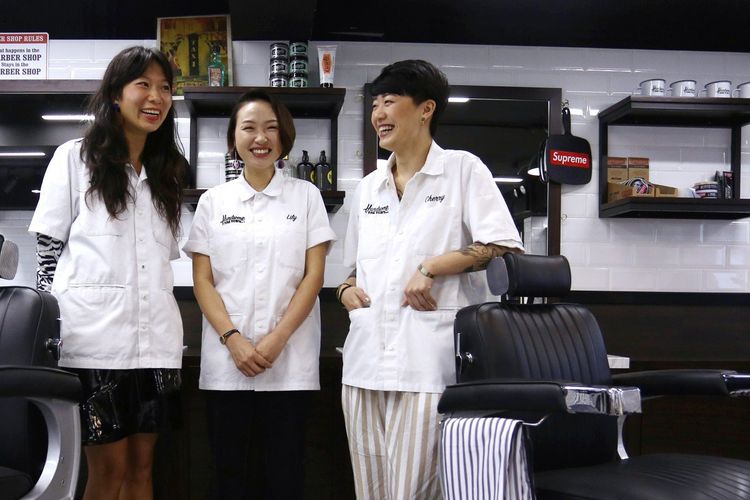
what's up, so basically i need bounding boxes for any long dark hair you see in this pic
[81,46,184,236]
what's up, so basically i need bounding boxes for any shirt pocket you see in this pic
[358,214,389,260]
[209,225,248,276]
[277,225,306,272]
[413,203,459,256]
[151,210,174,253]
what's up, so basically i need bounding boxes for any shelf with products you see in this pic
[181,86,346,213]
[183,187,345,213]
[598,96,750,219]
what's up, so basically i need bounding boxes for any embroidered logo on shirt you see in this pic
[220,214,246,225]
[425,194,446,204]
[287,214,297,222]
[363,203,389,214]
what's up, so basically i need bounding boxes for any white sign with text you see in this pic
[0,33,48,79]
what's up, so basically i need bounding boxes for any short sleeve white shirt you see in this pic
[342,141,523,393]
[183,173,336,391]
[28,139,184,369]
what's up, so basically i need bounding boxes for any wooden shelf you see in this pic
[598,96,750,128]
[183,188,345,214]
[182,86,345,119]
[0,80,100,124]
[598,96,749,220]
[599,197,750,219]
[181,86,346,210]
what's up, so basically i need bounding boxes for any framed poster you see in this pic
[157,15,232,94]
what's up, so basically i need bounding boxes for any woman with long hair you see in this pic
[30,46,185,500]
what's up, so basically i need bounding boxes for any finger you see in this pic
[254,351,273,368]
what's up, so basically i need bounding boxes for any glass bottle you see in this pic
[207,45,225,87]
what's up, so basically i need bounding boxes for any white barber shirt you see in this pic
[342,141,523,393]
[29,139,184,369]
[183,173,336,391]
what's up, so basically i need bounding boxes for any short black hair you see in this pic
[369,60,449,136]
[226,89,296,160]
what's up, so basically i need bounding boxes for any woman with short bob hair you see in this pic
[185,89,336,499]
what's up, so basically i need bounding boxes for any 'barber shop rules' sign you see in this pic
[0,33,48,79]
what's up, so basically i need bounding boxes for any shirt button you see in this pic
[142,294,147,300]
[386,345,395,351]
[141,265,146,270]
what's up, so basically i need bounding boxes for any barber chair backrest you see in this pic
[0,286,61,488]
[454,254,618,471]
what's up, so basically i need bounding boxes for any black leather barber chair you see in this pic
[0,235,81,500]
[439,253,750,499]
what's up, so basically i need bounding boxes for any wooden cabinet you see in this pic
[598,96,750,219]
[181,86,347,213]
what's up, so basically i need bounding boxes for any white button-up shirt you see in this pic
[342,141,523,393]
[183,173,336,391]
[29,139,184,369]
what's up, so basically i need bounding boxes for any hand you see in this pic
[341,285,371,312]
[255,331,289,364]
[225,334,272,377]
[402,270,437,311]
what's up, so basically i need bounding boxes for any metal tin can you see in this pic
[289,41,308,58]
[289,73,308,88]
[270,42,289,59]
[270,75,289,87]
[289,55,308,75]
[270,57,289,76]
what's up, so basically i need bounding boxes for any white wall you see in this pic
[2,39,750,292]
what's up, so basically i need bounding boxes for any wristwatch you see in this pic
[219,328,240,345]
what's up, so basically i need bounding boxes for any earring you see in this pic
[420,116,426,125]
[112,102,120,112]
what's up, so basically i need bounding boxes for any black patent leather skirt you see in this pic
[68,368,182,445]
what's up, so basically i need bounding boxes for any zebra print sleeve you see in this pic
[36,233,64,292]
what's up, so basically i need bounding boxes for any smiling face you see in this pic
[371,93,434,154]
[233,100,281,174]
[116,61,172,142]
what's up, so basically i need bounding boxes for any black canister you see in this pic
[270,74,289,87]
[290,41,308,58]
[270,42,289,59]
[290,55,308,75]
[289,72,308,88]
[270,57,289,76]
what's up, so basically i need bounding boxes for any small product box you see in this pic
[607,156,628,183]
[627,157,650,181]
[607,182,654,202]
[653,184,678,197]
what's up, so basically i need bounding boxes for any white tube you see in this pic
[317,45,337,88]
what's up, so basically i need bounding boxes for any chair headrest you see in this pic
[0,234,19,280]
[487,253,571,298]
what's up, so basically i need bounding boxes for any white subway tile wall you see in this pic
[1,40,749,291]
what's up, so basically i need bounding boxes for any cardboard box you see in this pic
[607,182,654,202]
[654,184,678,197]
[607,167,629,183]
[607,156,628,167]
[627,157,649,181]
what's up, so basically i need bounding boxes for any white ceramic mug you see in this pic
[637,79,666,96]
[669,80,697,97]
[704,80,732,98]
[734,81,750,98]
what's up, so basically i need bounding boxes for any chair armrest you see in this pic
[0,365,81,401]
[438,379,641,416]
[611,369,750,398]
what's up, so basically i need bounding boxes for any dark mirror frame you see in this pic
[362,84,562,256]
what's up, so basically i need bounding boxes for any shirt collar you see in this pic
[375,140,445,191]
[236,169,283,202]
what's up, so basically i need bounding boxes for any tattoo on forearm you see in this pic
[459,242,506,272]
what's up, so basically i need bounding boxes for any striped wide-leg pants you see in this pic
[342,384,443,500]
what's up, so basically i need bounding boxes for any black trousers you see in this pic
[205,390,310,500]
